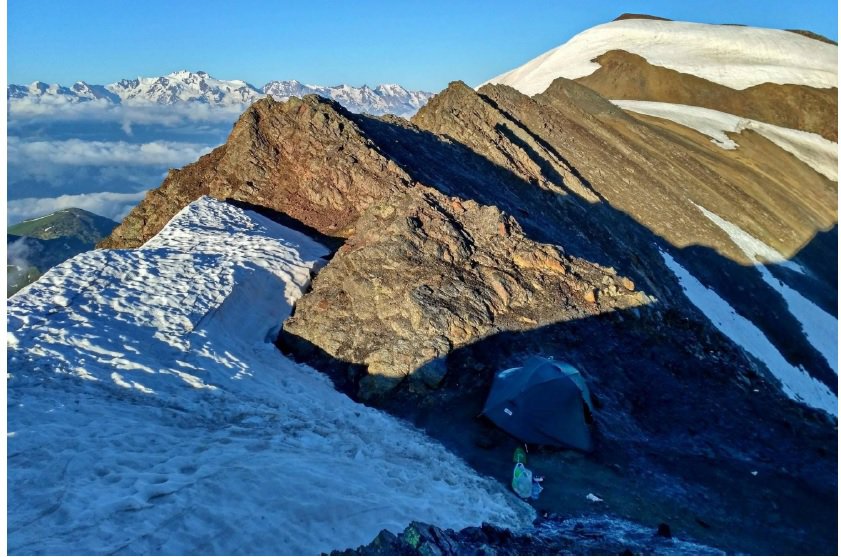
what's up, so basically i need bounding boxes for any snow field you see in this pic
[613,101,838,181]
[7,196,533,555]
[694,204,838,375]
[660,250,836,416]
[485,19,837,95]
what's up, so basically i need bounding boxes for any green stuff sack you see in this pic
[513,447,527,464]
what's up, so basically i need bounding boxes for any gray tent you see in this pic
[482,357,594,451]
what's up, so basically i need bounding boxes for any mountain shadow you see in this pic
[343,104,838,395]
[279,293,836,556]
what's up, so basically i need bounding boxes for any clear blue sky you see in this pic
[8,0,838,91]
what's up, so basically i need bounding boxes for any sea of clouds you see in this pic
[7,96,243,224]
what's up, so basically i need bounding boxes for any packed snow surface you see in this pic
[485,19,838,94]
[660,250,837,416]
[614,101,838,181]
[7,197,533,555]
[694,204,838,374]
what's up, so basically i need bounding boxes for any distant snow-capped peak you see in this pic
[9,71,435,117]
[104,70,262,106]
[484,18,838,95]
[261,80,434,116]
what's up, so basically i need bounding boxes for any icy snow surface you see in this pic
[694,204,838,374]
[660,250,837,416]
[613,101,838,181]
[484,19,837,94]
[7,197,533,555]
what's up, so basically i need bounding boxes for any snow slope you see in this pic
[484,19,837,95]
[694,204,838,374]
[613,100,838,181]
[7,197,532,555]
[660,250,837,416]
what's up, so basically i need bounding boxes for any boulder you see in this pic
[283,186,644,399]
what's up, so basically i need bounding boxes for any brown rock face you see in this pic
[100,95,411,248]
[576,49,838,141]
[283,185,645,398]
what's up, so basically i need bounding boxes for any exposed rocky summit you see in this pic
[101,75,837,408]
[99,95,409,247]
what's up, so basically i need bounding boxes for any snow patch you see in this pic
[694,204,838,374]
[660,249,836,416]
[484,19,838,94]
[7,196,533,555]
[613,101,838,181]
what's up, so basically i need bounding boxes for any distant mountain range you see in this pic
[7,70,435,117]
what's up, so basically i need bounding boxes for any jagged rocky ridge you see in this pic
[100,71,836,552]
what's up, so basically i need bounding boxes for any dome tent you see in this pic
[482,357,594,451]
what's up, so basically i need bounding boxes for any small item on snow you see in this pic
[656,523,672,538]
[586,493,603,502]
[512,463,533,498]
[511,451,544,500]
[751,470,758,476]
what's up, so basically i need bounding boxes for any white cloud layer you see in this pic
[8,191,148,224]
[8,137,214,167]
[8,97,245,130]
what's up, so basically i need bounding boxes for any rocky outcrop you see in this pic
[785,29,838,45]
[613,13,673,22]
[100,95,411,248]
[576,49,838,140]
[283,185,645,398]
[332,516,723,556]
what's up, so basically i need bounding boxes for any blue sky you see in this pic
[8,0,839,91]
